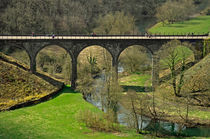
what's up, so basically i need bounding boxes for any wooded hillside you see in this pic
[1,0,208,35]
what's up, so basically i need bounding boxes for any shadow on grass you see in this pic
[34,72,63,87]
[121,85,152,92]
[191,17,209,21]
[185,22,200,25]
[61,86,78,93]
[168,25,185,28]
[0,55,80,111]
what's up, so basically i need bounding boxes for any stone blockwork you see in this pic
[0,39,204,89]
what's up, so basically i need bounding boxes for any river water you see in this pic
[85,71,210,137]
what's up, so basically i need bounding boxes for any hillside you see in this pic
[156,54,210,124]
[0,52,60,111]
[159,53,210,106]
[148,15,210,35]
[181,53,210,106]
[120,54,210,127]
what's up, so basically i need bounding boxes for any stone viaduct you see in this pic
[0,35,209,89]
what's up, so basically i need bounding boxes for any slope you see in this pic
[0,52,59,111]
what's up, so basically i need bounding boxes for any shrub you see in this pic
[206,9,210,15]
[79,110,120,132]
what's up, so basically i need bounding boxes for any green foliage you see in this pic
[87,54,99,74]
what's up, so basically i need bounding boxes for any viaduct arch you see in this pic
[0,35,208,90]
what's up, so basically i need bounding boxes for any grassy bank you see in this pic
[148,16,210,35]
[0,53,59,111]
[0,87,144,139]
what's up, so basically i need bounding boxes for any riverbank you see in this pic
[120,92,210,127]
[119,54,210,127]
[119,73,210,127]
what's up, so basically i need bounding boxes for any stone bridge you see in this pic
[0,35,209,89]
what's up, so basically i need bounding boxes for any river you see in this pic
[85,71,210,137]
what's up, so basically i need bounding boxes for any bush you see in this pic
[193,0,201,5]
[206,9,210,15]
[79,110,120,132]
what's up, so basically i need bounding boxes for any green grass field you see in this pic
[119,74,151,87]
[148,16,210,35]
[0,87,144,139]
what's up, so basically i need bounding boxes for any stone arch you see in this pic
[118,45,153,92]
[117,42,163,89]
[1,42,31,66]
[75,44,114,89]
[35,43,73,61]
[77,44,115,62]
[158,40,197,61]
[77,45,113,70]
[116,44,153,62]
[35,43,72,85]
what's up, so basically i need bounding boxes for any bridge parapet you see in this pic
[0,35,209,40]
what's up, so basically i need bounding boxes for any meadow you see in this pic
[148,16,210,35]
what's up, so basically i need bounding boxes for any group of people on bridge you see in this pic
[32,32,55,38]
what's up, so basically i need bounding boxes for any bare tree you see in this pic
[104,70,122,122]
[119,46,151,74]
[159,40,190,97]
[127,90,141,133]
[156,0,195,25]
[93,11,138,35]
